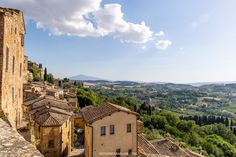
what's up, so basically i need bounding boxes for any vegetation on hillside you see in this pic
[28,65,42,81]
[140,110,236,157]
[64,84,236,157]
[28,64,55,83]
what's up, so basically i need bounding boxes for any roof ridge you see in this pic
[107,102,139,115]
[81,103,139,124]
[43,113,61,126]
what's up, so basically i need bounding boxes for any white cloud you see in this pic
[94,4,153,43]
[155,31,164,36]
[0,0,153,44]
[155,40,172,50]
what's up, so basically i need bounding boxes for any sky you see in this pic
[1,0,236,83]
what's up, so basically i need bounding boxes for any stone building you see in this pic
[0,7,25,129]
[27,96,74,157]
[80,103,139,157]
[46,88,64,99]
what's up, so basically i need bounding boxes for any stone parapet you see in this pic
[0,118,44,157]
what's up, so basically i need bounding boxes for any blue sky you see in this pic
[1,0,236,83]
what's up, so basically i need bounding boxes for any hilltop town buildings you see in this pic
[0,6,205,157]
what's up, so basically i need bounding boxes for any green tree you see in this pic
[47,73,54,84]
[29,66,41,81]
[78,96,94,107]
[44,67,48,81]
[177,120,195,132]
[63,78,70,82]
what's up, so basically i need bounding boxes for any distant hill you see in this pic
[69,74,104,81]
[190,81,236,87]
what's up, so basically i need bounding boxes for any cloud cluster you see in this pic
[0,0,153,44]
[155,40,172,50]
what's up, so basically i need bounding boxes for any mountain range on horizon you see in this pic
[69,74,104,81]
[69,74,236,86]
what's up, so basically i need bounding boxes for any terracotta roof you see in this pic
[34,111,70,127]
[47,88,63,93]
[26,96,73,126]
[29,105,72,116]
[24,96,45,106]
[24,96,70,111]
[80,103,138,124]
[137,134,162,157]
[151,139,190,157]
[29,104,72,127]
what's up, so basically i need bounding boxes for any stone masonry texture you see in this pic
[0,7,25,129]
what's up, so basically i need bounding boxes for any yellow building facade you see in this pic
[81,103,138,157]
[27,97,73,157]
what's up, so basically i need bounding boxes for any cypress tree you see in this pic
[44,67,48,81]
[225,118,229,127]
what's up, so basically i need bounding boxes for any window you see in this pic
[20,63,22,77]
[116,149,121,157]
[48,140,54,148]
[12,56,15,74]
[21,34,24,46]
[110,125,115,135]
[5,46,9,72]
[12,87,14,103]
[101,126,106,136]
[127,123,131,133]
[128,149,132,156]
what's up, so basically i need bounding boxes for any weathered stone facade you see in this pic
[0,7,25,129]
[27,97,73,157]
[0,118,43,157]
[30,120,72,157]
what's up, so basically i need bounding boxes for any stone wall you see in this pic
[0,118,43,157]
[0,7,25,129]
[0,12,4,118]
